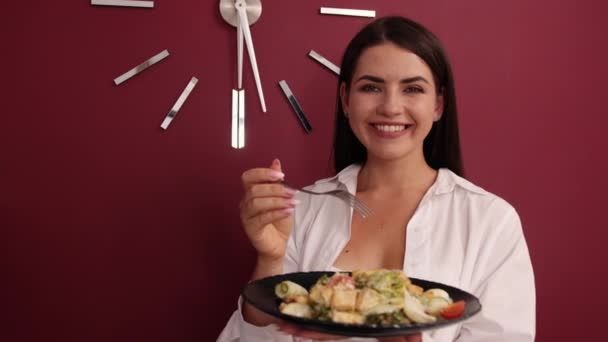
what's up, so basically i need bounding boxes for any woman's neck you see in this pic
[357,154,437,195]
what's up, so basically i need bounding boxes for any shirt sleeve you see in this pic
[216,224,300,342]
[456,203,536,342]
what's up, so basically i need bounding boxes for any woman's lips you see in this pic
[369,123,413,138]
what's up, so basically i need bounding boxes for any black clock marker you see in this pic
[279,80,312,134]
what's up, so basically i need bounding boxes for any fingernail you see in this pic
[275,326,288,335]
[278,325,293,333]
[284,187,297,196]
[288,199,301,206]
[282,208,295,214]
[269,171,285,180]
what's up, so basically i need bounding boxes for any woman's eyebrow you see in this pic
[355,75,430,84]
[400,76,430,84]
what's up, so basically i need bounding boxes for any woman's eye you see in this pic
[360,84,380,92]
[404,86,424,94]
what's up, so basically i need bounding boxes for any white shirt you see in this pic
[217,165,536,342]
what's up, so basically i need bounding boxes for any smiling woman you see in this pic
[333,16,462,177]
[339,43,444,166]
[217,16,535,342]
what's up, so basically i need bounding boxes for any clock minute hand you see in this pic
[235,0,267,112]
[237,10,243,89]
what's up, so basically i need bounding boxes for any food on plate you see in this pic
[275,269,465,325]
[439,300,466,320]
[275,280,309,299]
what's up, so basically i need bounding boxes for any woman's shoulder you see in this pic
[435,170,526,247]
[437,168,517,215]
[437,168,487,195]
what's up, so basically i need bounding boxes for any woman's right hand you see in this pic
[240,158,298,266]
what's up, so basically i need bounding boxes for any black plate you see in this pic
[242,271,482,338]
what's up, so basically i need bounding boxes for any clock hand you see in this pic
[237,13,243,89]
[235,0,266,112]
[219,0,261,148]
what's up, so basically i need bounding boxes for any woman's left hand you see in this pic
[277,323,344,340]
[278,323,422,341]
[379,335,422,342]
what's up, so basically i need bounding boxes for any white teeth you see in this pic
[374,124,406,132]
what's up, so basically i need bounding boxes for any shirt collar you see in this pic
[312,164,360,194]
[435,168,487,195]
[315,164,486,196]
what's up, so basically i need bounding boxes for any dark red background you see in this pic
[1,1,607,341]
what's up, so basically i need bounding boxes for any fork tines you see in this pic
[335,192,373,218]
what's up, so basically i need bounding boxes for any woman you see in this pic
[218,16,535,342]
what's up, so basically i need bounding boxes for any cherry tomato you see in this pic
[440,300,466,320]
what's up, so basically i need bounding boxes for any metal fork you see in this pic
[282,182,373,218]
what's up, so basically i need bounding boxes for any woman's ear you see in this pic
[340,82,349,116]
[434,91,444,122]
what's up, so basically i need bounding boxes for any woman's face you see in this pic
[341,42,443,163]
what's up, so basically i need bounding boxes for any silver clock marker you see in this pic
[231,89,245,148]
[319,7,376,18]
[308,50,340,75]
[160,77,198,130]
[91,0,154,8]
[114,49,169,85]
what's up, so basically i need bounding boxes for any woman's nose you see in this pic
[379,92,402,116]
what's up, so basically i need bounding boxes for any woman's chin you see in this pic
[366,148,419,163]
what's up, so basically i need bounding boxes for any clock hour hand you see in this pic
[235,0,266,112]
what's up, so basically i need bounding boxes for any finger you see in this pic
[242,197,299,220]
[276,323,297,334]
[243,208,294,229]
[243,183,296,204]
[241,167,285,190]
[406,333,422,342]
[277,323,344,340]
[239,184,295,214]
[407,334,422,342]
[241,158,284,191]
[378,333,422,342]
[270,158,282,173]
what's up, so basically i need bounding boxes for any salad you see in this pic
[275,269,465,326]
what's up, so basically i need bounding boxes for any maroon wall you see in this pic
[2,1,607,341]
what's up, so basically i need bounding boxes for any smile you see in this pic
[372,124,412,132]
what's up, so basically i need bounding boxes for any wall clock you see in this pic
[91,0,376,147]
[217,1,376,149]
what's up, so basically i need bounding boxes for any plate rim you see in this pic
[241,271,482,337]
